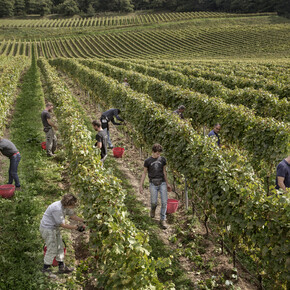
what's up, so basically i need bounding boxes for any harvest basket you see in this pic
[166,199,179,214]
[0,184,15,198]
[112,147,125,158]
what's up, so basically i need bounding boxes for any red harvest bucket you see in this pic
[0,184,15,198]
[43,241,66,267]
[112,147,125,158]
[167,199,179,214]
[41,142,46,150]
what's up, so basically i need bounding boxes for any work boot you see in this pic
[160,220,168,230]
[41,268,57,279]
[150,207,156,218]
[58,265,74,274]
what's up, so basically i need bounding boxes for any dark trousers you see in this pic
[8,153,21,187]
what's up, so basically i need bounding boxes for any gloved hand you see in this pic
[76,225,85,232]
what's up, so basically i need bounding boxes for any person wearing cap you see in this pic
[123,78,129,87]
[173,105,185,119]
[275,155,290,194]
[100,108,124,149]
[40,194,85,277]
[208,124,221,148]
[0,137,21,190]
[139,143,171,230]
[41,103,57,157]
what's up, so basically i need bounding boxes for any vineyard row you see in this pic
[64,58,290,168]
[48,57,289,286]
[0,56,29,135]
[37,57,168,288]
[1,23,290,59]
[0,12,275,28]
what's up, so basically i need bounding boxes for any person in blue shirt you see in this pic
[208,124,221,147]
[276,155,290,194]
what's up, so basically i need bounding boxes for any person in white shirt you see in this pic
[40,194,85,276]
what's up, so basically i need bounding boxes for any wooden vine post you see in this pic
[185,177,188,210]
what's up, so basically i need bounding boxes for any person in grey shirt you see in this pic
[0,137,21,189]
[41,102,57,157]
[40,194,85,276]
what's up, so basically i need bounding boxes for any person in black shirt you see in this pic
[173,105,185,119]
[140,144,171,229]
[41,103,57,157]
[100,108,124,149]
[92,120,108,163]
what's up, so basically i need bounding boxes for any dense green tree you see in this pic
[52,0,63,5]
[0,0,289,18]
[90,0,100,10]
[58,0,79,15]
[276,0,290,16]
[39,0,52,16]
[106,0,134,12]
[119,0,134,11]
[0,0,14,17]
[14,0,26,15]
[87,3,95,15]
[27,0,40,13]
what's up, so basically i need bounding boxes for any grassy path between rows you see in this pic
[0,56,65,289]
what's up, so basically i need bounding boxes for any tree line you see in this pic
[0,0,289,18]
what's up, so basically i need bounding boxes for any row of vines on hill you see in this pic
[132,59,290,99]
[104,59,290,121]
[0,12,274,28]
[1,21,290,59]
[50,57,290,287]
[37,58,170,289]
[127,58,290,107]
[76,58,290,170]
[0,56,29,135]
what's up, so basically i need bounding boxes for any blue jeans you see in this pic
[104,128,113,147]
[8,153,21,187]
[150,182,168,221]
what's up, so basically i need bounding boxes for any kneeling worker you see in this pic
[92,120,108,163]
[40,194,85,277]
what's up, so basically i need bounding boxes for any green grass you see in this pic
[0,53,65,289]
